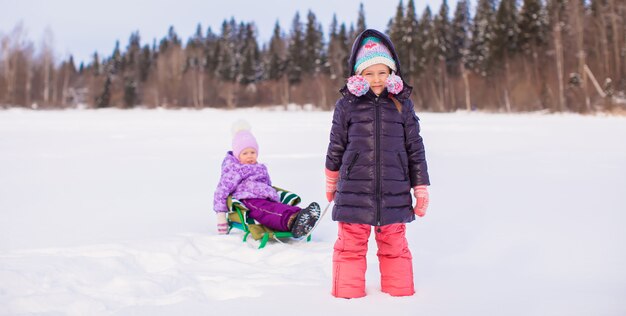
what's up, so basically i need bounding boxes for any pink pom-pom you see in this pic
[385,73,404,94]
[347,75,370,96]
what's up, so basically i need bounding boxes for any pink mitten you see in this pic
[413,185,429,217]
[325,168,339,202]
[216,212,228,234]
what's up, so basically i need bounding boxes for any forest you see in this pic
[1,0,624,112]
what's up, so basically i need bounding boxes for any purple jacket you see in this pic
[213,151,279,212]
[325,29,430,226]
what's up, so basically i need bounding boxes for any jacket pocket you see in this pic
[346,152,360,179]
[397,152,408,181]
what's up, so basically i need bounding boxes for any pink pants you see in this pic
[332,222,415,298]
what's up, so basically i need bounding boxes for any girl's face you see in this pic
[238,148,258,164]
[361,64,391,96]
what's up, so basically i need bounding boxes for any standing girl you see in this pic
[324,29,430,298]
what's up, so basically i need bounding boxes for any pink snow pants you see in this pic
[332,222,415,298]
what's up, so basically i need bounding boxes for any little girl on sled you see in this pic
[214,121,321,238]
[325,29,431,298]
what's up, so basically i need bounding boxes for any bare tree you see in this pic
[570,0,590,112]
[593,0,611,79]
[24,45,33,107]
[553,6,566,112]
[607,0,621,81]
[40,27,55,106]
[1,32,11,105]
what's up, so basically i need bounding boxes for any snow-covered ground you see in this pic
[1,108,625,316]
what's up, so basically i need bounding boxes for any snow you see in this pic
[1,108,626,315]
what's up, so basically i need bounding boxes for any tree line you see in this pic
[1,0,624,112]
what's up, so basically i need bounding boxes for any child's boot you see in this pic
[290,202,321,238]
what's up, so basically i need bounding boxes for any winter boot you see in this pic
[290,202,321,238]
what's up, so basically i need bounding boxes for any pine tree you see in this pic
[157,25,185,107]
[216,20,237,82]
[159,26,181,53]
[404,0,420,78]
[138,45,152,82]
[340,23,351,78]
[356,3,367,35]
[337,23,354,78]
[60,55,77,106]
[168,26,182,47]
[493,0,520,112]
[388,0,407,69]
[326,15,339,77]
[265,21,289,105]
[433,0,452,111]
[433,0,451,66]
[546,0,569,111]
[122,31,142,107]
[589,0,611,78]
[96,76,111,107]
[303,10,324,74]
[125,31,141,73]
[91,52,101,76]
[492,0,520,62]
[185,24,204,71]
[450,0,473,110]
[330,14,338,38]
[327,16,351,79]
[348,24,357,44]
[450,0,471,76]
[151,38,158,59]
[194,23,204,40]
[239,23,260,84]
[67,55,77,74]
[316,23,328,76]
[517,0,548,97]
[235,21,248,83]
[185,23,208,107]
[110,40,122,75]
[518,0,548,56]
[204,27,219,75]
[286,12,305,84]
[416,6,434,76]
[546,0,569,37]
[469,0,497,76]
[267,21,287,81]
[123,76,137,107]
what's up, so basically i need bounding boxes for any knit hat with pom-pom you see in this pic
[231,120,258,159]
[353,36,397,75]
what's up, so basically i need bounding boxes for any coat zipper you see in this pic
[375,97,382,231]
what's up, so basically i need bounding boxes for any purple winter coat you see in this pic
[213,151,279,212]
[325,29,430,226]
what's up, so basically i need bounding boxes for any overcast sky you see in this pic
[1,0,458,66]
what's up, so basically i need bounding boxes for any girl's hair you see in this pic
[389,94,402,113]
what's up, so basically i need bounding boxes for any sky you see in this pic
[0,0,457,66]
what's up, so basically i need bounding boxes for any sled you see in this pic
[226,186,312,249]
